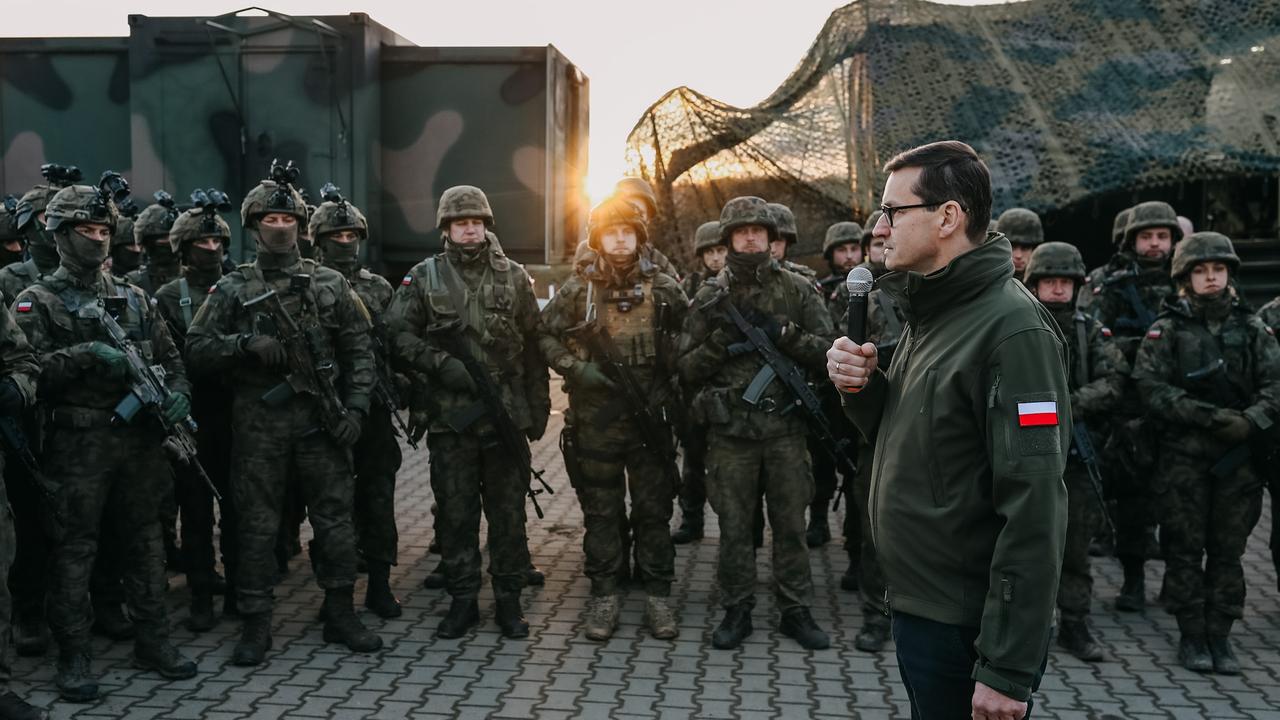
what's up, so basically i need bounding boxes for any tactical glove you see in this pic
[436,356,477,394]
[86,341,129,380]
[570,361,617,392]
[1210,408,1253,445]
[331,410,363,446]
[243,334,288,370]
[0,379,24,417]
[162,392,191,425]
[407,408,429,444]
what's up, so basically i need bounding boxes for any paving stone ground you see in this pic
[13,385,1280,718]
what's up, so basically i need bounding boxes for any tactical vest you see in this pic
[237,260,339,371]
[420,253,522,361]
[587,278,658,367]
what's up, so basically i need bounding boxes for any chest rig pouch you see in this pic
[240,262,341,394]
[596,279,657,367]
[422,254,521,361]
[53,278,153,360]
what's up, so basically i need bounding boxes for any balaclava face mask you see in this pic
[321,235,361,276]
[56,228,109,278]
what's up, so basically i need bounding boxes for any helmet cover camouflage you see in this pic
[436,185,494,230]
[44,184,118,234]
[719,196,778,244]
[1111,206,1134,247]
[1124,201,1182,248]
[1023,241,1086,286]
[823,221,864,258]
[310,186,369,240]
[1171,231,1239,279]
[170,207,232,254]
[241,179,306,228]
[996,208,1044,247]
[14,185,58,232]
[133,192,180,242]
[693,220,723,254]
[614,177,658,217]
[587,196,648,250]
[766,202,798,243]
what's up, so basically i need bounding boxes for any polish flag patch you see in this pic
[1147,329,1162,339]
[1017,401,1059,427]
[14,301,32,313]
[401,275,413,286]
[1101,327,1113,338]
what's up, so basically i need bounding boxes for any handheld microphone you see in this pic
[845,266,874,345]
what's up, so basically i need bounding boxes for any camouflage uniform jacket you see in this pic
[1133,294,1280,462]
[0,301,40,410]
[340,266,400,411]
[0,260,48,306]
[153,270,220,351]
[540,257,687,424]
[125,264,181,298]
[826,268,906,369]
[14,267,189,410]
[678,261,835,440]
[1077,252,1173,364]
[183,256,374,414]
[645,245,681,282]
[1049,307,1129,419]
[1256,296,1280,335]
[386,241,549,436]
[680,268,708,300]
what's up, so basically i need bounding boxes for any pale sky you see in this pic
[6,0,1006,203]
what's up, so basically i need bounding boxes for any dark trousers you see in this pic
[892,612,1041,720]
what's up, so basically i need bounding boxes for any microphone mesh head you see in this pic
[846,266,874,296]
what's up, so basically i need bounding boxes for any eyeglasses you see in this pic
[879,202,941,228]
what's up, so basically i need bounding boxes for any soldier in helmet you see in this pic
[1133,232,1280,674]
[0,200,25,270]
[125,193,182,296]
[818,221,864,300]
[996,208,1044,276]
[1077,206,1133,318]
[540,197,686,640]
[152,192,238,631]
[672,221,724,545]
[0,184,64,305]
[1023,242,1128,662]
[108,209,142,278]
[184,167,382,665]
[13,183,198,701]
[765,203,820,287]
[612,178,682,280]
[386,185,549,639]
[678,196,836,651]
[311,186,404,620]
[1078,201,1181,613]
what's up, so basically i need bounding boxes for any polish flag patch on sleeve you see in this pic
[1017,401,1059,427]
[1147,328,1162,339]
[401,275,413,286]
[15,300,32,313]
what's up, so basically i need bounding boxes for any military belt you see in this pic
[47,406,117,429]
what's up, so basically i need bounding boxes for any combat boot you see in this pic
[839,561,860,592]
[231,613,272,666]
[134,639,197,679]
[1115,560,1145,612]
[1056,619,1105,662]
[322,587,382,653]
[422,560,446,590]
[805,505,831,548]
[54,647,97,703]
[711,603,752,650]
[1177,634,1213,673]
[671,510,704,544]
[12,609,48,657]
[364,562,402,619]
[644,596,679,640]
[780,607,830,650]
[525,564,546,587]
[854,617,890,653]
[436,598,480,639]
[186,591,217,633]
[583,595,620,641]
[92,601,135,640]
[495,595,530,639]
[0,690,48,720]
[1207,635,1240,675]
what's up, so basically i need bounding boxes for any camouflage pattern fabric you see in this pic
[0,301,38,689]
[1255,298,1280,577]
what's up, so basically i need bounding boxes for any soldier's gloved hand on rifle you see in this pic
[0,379,24,417]
[435,356,477,393]
[81,341,129,380]
[242,334,288,370]
[569,360,617,391]
[407,408,429,444]
[162,392,191,425]
[331,409,364,446]
[1209,408,1253,444]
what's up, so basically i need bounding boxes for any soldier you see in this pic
[678,196,835,650]
[540,197,686,640]
[1023,242,1128,662]
[1132,232,1280,674]
[1078,201,1180,612]
[13,184,198,701]
[0,201,26,270]
[613,178,681,280]
[1254,295,1280,590]
[152,192,238,631]
[311,186,403,619]
[996,208,1044,277]
[1076,207,1132,332]
[386,185,549,639]
[108,210,142,278]
[185,169,382,665]
[672,221,724,544]
[0,298,48,720]
[0,183,64,305]
[125,193,181,296]
[818,221,864,300]
[765,203,820,285]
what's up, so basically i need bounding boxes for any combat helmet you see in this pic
[241,159,306,228]
[693,221,722,254]
[170,189,233,253]
[766,203,798,244]
[614,177,658,218]
[1171,232,1239,279]
[720,196,777,244]
[1124,201,1182,249]
[1110,206,1134,248]
[436,185,494,230]
[310,183,368,240]
[44,184,118,234]
[587,196,648,251]
[133,191,180,243]
[996,208,1044,247]
[823,221,864,259]
[0,197,25,244]
[1023,242,1087,287]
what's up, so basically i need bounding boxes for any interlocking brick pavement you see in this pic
[12,384,1280,718]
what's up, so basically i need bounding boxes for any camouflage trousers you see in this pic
[1157,454,1264,630]
[44,421,171,648]
[230,392,357,616]
[179,387,236,592]
[5,445,48,622]
[563,419,676,597]
[353,405,403,565]
[0,465,16,691]
[427,431,530,600]
[1106,417,1158,564]
[677,421,707,519]
[1058,463,1103,622]
[705,432,814,610]
[851,440,886,625]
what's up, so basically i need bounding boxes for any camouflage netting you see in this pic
[626,0,1280,264]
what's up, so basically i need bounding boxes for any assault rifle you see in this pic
[370,319,417,450]
[0,416,63,528]
[713,294,858,509]
[98,299,220,501]
[1070,421,1114,534]
[429,320,553,518]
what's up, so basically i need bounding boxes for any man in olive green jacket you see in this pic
[828,141,1069,720]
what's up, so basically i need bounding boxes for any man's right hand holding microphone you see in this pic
[828,265,878,394]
